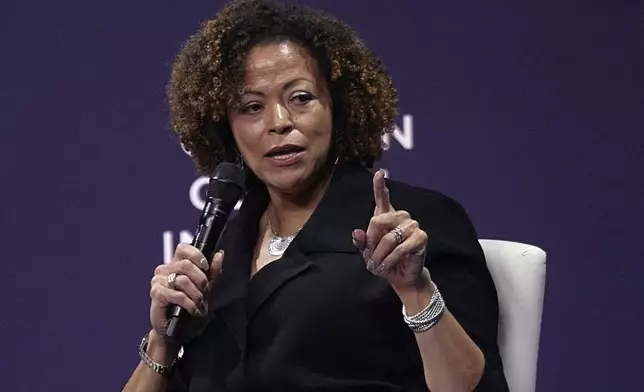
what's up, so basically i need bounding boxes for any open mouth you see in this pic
[265,144,306,160]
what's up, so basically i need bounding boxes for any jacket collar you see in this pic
[291,162,375,255]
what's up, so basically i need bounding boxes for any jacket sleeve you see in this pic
[165,362,189,392]
[415,191,510,391]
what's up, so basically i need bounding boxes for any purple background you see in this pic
[2,1,643,390]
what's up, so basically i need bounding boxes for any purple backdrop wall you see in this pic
[2,1,643,390]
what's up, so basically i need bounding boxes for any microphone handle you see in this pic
[165,197,232,340]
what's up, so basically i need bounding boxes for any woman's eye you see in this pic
[291,93,314,105]
[241,103,262,114]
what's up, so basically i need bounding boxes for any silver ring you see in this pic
[390,226,404,245]
[167,272,178,289]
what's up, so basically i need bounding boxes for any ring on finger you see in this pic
[389,226,404,245]
[167,272,178,289]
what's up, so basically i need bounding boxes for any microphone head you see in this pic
[212,162,245,186]
[206,162,245,202]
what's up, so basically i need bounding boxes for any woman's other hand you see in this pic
[352,170,431,296]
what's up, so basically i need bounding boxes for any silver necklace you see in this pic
[267,220,301,256]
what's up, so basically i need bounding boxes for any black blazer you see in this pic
[167,163,509,391]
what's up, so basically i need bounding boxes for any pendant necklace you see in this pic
[267,219,301,256]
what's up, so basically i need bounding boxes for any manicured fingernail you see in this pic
[200,258,209,271]
[367,259,375,271]
[362,248,371,262]
[352,232,363,250]
[377,263,387,272]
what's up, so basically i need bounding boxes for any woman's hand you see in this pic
[352,170,431,296]
[148,244,224,355]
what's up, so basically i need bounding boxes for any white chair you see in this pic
[479,239,547,392]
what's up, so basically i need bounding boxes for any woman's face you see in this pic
[228,41,333,195]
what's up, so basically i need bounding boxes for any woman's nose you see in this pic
[268,103,294,134]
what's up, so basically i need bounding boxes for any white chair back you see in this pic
[479,239,547,392]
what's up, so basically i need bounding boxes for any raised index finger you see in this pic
[373,169,392,215]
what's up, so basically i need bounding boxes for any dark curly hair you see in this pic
[166,0,399,175]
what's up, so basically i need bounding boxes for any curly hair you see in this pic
[166,0,399,175]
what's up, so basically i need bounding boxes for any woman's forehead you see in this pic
[241,42,322,90]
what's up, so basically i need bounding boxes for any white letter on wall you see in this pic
[163,230,196,264]
[382,114,414,151]
[189,176,209,211]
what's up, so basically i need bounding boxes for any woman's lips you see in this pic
[265,150,305,166]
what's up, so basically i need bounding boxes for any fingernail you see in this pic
[200,258,209,271]
[377,263,387,272]
[362,248,371,262]
[367,259,375,271]
[351,232,362,249]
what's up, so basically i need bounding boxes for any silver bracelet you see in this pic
[402,281,446,333]
[138,333,183,376]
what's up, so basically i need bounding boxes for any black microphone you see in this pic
[165,162,245,340]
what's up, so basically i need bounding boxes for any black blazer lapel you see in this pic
[244,250,315,322]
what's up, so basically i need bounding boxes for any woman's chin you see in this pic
[265,177,306,194]
[257,155,334,196]
[262,167,314,194]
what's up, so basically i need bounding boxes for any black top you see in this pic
[167,163,509,391]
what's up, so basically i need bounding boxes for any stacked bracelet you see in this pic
[138,333,183,376]
[402,281,446,333]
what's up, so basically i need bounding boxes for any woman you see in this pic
[124,0,508,390]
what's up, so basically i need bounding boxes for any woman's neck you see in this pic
[265,165,335,236]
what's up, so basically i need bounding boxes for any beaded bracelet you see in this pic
[402,281,446,333]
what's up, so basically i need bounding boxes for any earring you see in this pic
[236,149,247,173]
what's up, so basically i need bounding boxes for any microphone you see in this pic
[165,162,245,340]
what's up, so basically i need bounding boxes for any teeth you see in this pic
[273,152,300,160]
